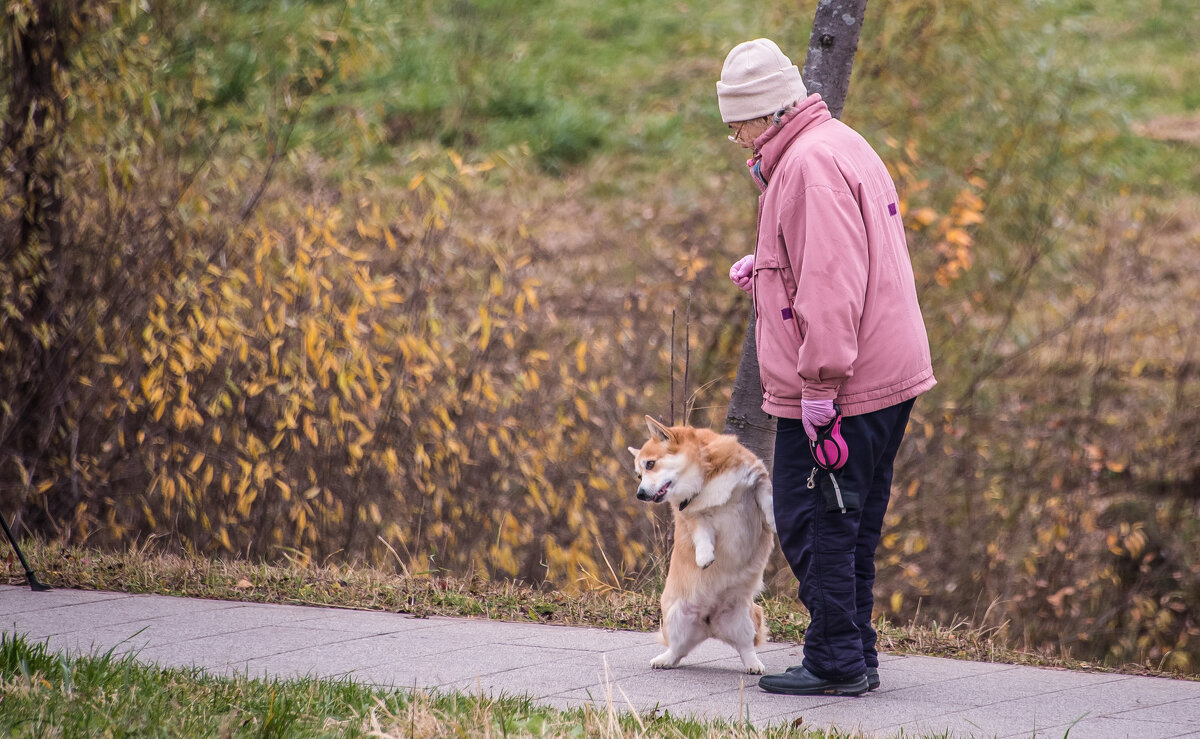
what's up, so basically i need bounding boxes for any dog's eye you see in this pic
[645,460,655,470]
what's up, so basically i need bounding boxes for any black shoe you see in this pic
[759,667,869,696]
[787,664,879,691]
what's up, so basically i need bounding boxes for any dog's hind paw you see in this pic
[740,654,765,674]
[650,652,679,669]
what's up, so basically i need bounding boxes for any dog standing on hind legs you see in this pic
[628,415,776,674]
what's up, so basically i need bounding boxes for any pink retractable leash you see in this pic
[810,406,848,470]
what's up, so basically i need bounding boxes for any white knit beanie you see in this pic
[716,39,807,123]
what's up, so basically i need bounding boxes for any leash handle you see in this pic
[810,405,848,470]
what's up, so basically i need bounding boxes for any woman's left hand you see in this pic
[801,399,836,442]
[729,254,754,294]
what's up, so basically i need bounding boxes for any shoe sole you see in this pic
[786,665,880,692]
[759,680,870,697]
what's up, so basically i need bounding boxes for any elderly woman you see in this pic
[718,38,936,696]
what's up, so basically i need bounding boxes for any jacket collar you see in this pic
[748,94,832,183]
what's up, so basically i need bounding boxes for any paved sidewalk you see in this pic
[3,585,1198,737]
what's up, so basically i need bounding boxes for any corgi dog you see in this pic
[628,416,776,673]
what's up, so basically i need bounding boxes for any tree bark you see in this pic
[722,0,868,466]
[800,0,869,120]
[723,309,777,469]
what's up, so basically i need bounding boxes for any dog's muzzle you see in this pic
[636,481,670,503]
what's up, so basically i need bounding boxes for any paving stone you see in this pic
[352,642,582,692]
[599,637,794,676]
[7,593,235,637]
[233,633,422,681]
[0,587,129,616]
[498,623,658,651]
[1110,695,1200,726]
[133,624,358,670]
[1006,715,1197,739]
[658,682,844,726]
[42,628,148,660]
[882,663,1127,708]
[552,661,764,711]
[443,655,619,699]
[275,608,442,635]
[788,695,973,735]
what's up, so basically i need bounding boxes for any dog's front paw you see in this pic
[650,652,679,669]
[696,553,715,569]
[743,658,765,675]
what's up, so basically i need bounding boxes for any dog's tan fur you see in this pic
[628,416,775,673]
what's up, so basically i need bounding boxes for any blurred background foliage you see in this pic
[3,0,1198,672]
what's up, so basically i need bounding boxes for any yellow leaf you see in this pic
[956,210,984,226]
[911,207,939,227]
[479,306,491,351]
[945,228,973,247]
[575,342,587,374]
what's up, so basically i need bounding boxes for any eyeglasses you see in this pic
[727,121,747,144]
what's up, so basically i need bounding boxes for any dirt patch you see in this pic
[1134,112,1200,145]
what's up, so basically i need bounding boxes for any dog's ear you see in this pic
[627,446,640,458]
[645,415,673,443]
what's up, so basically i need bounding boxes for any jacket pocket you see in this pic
[753,254,804,402]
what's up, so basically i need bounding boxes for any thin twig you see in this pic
[670,308,676,426]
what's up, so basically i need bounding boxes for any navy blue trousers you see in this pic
[772,399,914,681]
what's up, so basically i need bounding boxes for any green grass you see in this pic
[153,0,1197,182]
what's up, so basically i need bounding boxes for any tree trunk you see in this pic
[723,308,777,468]
[799,0,869,120]
[1,1,81,520]
[722,0,869,466]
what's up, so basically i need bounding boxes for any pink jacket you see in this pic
[749,94,935,418]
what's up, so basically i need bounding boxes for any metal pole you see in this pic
[0,513,51,591]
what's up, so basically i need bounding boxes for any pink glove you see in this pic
[728,254,754,294]
[801,399,836,442]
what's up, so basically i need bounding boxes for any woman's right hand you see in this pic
[729,254,754,294]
